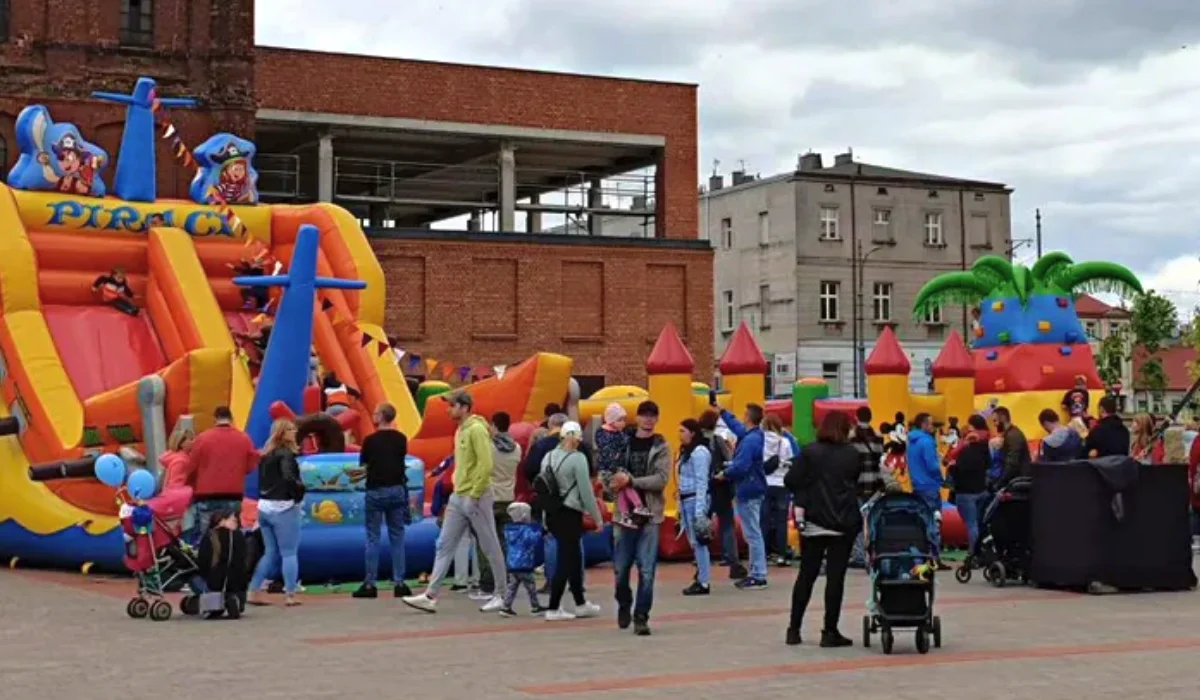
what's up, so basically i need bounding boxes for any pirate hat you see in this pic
[51,132,83,158]
[212,140,249,165]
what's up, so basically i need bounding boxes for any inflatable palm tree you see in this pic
[911,253,1143,425]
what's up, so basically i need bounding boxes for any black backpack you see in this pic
[707,434,730,481]
[533,456,577,515]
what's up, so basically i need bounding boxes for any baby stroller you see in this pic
[954,477,1032,587]
[179,520,249,620]
[861,492,942,655]
[121,489,200,622]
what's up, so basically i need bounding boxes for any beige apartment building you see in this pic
[705,151,1013,397]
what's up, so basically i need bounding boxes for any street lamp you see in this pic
[853,241,887,397]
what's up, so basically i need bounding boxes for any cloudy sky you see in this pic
[258,0,1200,309]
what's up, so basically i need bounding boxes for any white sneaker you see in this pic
[545,608,576,621]
[479,595,506,613]
[401,593,437,613]
[574,601,601,619]
[468,589,493,601]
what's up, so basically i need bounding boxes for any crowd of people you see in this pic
[158,371,1200,643]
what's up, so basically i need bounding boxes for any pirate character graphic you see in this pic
[37,133,104,195]
[207,141,255,204]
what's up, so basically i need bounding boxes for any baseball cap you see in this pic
[560,421,583,438]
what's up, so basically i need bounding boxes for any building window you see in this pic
[872,208,892,242]
[720,217,733,250]
[924,211,944,246]
[872,282,892,322]
[819,206,839,240]
[720,290,735,332]
[876,187,888,196]
[822,362,841,396]
[758,211,769,246]
[1084,320,1098,339]
[819,281,840,322]
[974,192,985,202]
[924,305,944,325]
[759,284,771,329]
[968,213,990,247]
[120,0,154,47]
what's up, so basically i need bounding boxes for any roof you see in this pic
[864,326,911,376]
[931,330,975,378]
[799,160,1009,191]
[1074,294,1132,319]
[718,322,768,375]
[1133,346,1196,392]
[646,323,695,375]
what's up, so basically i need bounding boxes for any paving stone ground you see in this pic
[1,561,1197,700]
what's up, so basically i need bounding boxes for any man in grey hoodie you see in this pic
[601,400,670,636]
[477,412,523,594]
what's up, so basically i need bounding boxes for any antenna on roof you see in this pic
[738,159,746,171]
[712,159,720,176]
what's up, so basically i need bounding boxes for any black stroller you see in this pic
[954,477,1032,587]
[861,493,942,655]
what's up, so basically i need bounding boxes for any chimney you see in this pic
[834,151,854,166]
[797,152,823,171]
[708,174,724,191]
[731,169,746,186]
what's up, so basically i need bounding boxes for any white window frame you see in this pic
[819,281,840,322]
[720,290,735,332]
[1084,320,1098,339]
[924,211,944,246]
[924,304,944,325]
[872,282,893,322]
[758,211,769,247]
[873,208,891,226]
[721,217,733,250]
[759,284,771,329]
[819,206,840,240]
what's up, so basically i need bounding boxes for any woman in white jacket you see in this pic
[761,414,795,566]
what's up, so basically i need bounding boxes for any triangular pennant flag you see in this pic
[151,98,161,113]
[395,349,407,362]
[161,122,175,139]
[408,355,421,371]
[320,297,334,312]
[183,151,195,169]
[458,366,471,381]
[440,364,456,380]
[493,364,507,380]
[425,358,438,375]
[473,365,490,379]
[376,340,389,357]
[359,329,375,348]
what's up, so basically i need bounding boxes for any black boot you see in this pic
[785,627,802,646]
[729,562,749,580]
[819,630,853,648]
[633,616,651,636]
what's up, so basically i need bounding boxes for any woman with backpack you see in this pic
[678,419,714,595]
[537,421,605,621]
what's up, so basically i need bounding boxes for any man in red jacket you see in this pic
[179,406,260,543]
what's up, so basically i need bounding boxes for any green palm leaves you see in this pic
[912,253,1143,319]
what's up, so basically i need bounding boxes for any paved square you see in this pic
[1,562,1197,699]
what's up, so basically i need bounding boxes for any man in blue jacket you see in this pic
[907,413,945,559]
[717,403,769,590]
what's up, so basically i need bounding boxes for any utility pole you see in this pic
[1035,208,1043,257]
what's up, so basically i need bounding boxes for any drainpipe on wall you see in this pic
[850,171,859,397]
[959,188,968,337]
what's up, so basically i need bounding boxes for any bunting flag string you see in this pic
[151,100,246,238]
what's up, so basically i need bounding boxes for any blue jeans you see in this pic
[681,502,711,586]
[762,486,791,558]
[613,523,659,620]
[186,499,242,547]
[915,490,942,555]
[737,496,767,580]
[249,505,302,594]
[364,485,409,586]
[544,533,585,586]
[955,492,986,553]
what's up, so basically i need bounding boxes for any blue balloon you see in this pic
[126,469,157,500]
[93,453,126,488]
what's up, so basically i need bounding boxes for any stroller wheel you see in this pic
[149,599,172,622]
[862,615,871,648]
[954,565,972,584]
[915,628,931,654]
[986,562,1007,588]
[126,597,150,619]
[881,626,895,655]
[180,595,200,616]
[932,616,942,648]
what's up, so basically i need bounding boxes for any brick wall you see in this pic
[371,232,714,386]
[255,47,699,240]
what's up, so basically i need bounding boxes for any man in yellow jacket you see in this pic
[403,391,509,614]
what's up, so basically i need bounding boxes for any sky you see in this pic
[257,0,1200,311]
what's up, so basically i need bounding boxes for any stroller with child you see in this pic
[954,476,1033,587]
[121,489,201,621]
[861,492,943,655]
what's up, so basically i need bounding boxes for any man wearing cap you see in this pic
[603,400,670,636]
[403,391,508,613]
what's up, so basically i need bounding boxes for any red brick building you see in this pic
[0,0,712,387]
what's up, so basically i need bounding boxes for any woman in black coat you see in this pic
[784,410,865,648]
